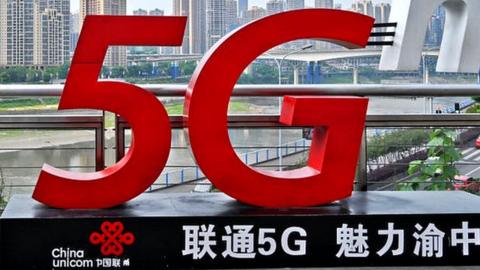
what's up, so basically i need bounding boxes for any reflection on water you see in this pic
[0,129,303,197]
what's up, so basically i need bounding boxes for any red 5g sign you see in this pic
[33,10,372,209]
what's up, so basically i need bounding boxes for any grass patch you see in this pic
[466,104,480,113]
[166,103,184,115]
[164,102,252,115]
[0,98,59,111]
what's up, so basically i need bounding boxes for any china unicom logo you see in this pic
[90,221,135,256]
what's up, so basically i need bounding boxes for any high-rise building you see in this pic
[189,0,206,54]
[133,8,148,15]
[0,0,35,66]
[238,0,247,18]
[79,0,127,67]
[206,0,226,49]
[173,0,190,54]
[0,0,5,65]
[266,0,284,15]
[374,3,390,23]
[241,6,266,24]
[286,0,304,10]
[34,0,70,66]
[133,8,164,16]
[173,0,207,54]
[0,0,70,66]
[426,6,445,47]
[351,0,374,17]
[315,0,333,8]
[225,0,238,32]
[149,8,164,16]
[70,12,80,53]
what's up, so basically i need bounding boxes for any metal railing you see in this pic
[3,83,480,96]
[1,83,480,194]
[0,114,104,171]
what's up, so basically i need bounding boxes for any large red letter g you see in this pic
[185,9,372,207]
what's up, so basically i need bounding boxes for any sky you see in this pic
[71,0,392,14]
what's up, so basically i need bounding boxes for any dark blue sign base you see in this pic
[2,191,480,269]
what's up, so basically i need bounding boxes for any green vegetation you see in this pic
[0,63,70,83]
[0,98,59,111]
[398,129,461,191]
[238,63,277,84]
[163,102,252,115]
[321,74,353,84]
[367,129,430,161]
[466,103,480,113]
[0,169,6,210]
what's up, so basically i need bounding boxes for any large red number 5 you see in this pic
[33,16,187,209]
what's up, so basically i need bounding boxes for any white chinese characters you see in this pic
[182,225,307,260]
[336,221,480,259]
[336,224,369,258]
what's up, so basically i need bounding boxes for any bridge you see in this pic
[127,48,440,64]
[260,48,440,62]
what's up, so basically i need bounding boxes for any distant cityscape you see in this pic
[0,0,445,68]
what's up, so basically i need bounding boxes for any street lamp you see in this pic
[265,44,313,171]
[269,44,313,85]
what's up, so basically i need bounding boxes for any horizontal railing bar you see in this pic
[373,22,397,28]
[369,32,395,37]
[118,114,480,128]
[3,84,480,97]
[367,41,394,46]
[0,148,96,151]
[0,115,102,123]
[0,166,95,169]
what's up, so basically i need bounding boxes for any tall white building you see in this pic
[351,0,374,17]
[225,0,238,32]
[315,0,333,8]
[79,0,127,67]
[286,0,304,10]
[173,0,207,54]
[206,0,226,49]
[189,0,207,54]
[374,3,391,23]
[0,0,35,66]
[238,0,247,18]
[266,0,284,15]
[0,0,69,66]
[0,0,5,64]
[34,0,70,66]
[240,6,266,24]
[70,12,80,53]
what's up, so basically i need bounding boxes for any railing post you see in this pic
[95,112,105,171]
[165,172,169,187]
[256,151,259,163]
[196,167,199,179]
[181,169,184,183]
[355,129,368,191]
[266,149,269,160]
[115,114,126,162]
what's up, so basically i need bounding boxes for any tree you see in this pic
[110,66,126,78]
[398,129,461,191]
[180,61,197,76]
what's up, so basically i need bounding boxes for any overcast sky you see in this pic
[71,0,392,14]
